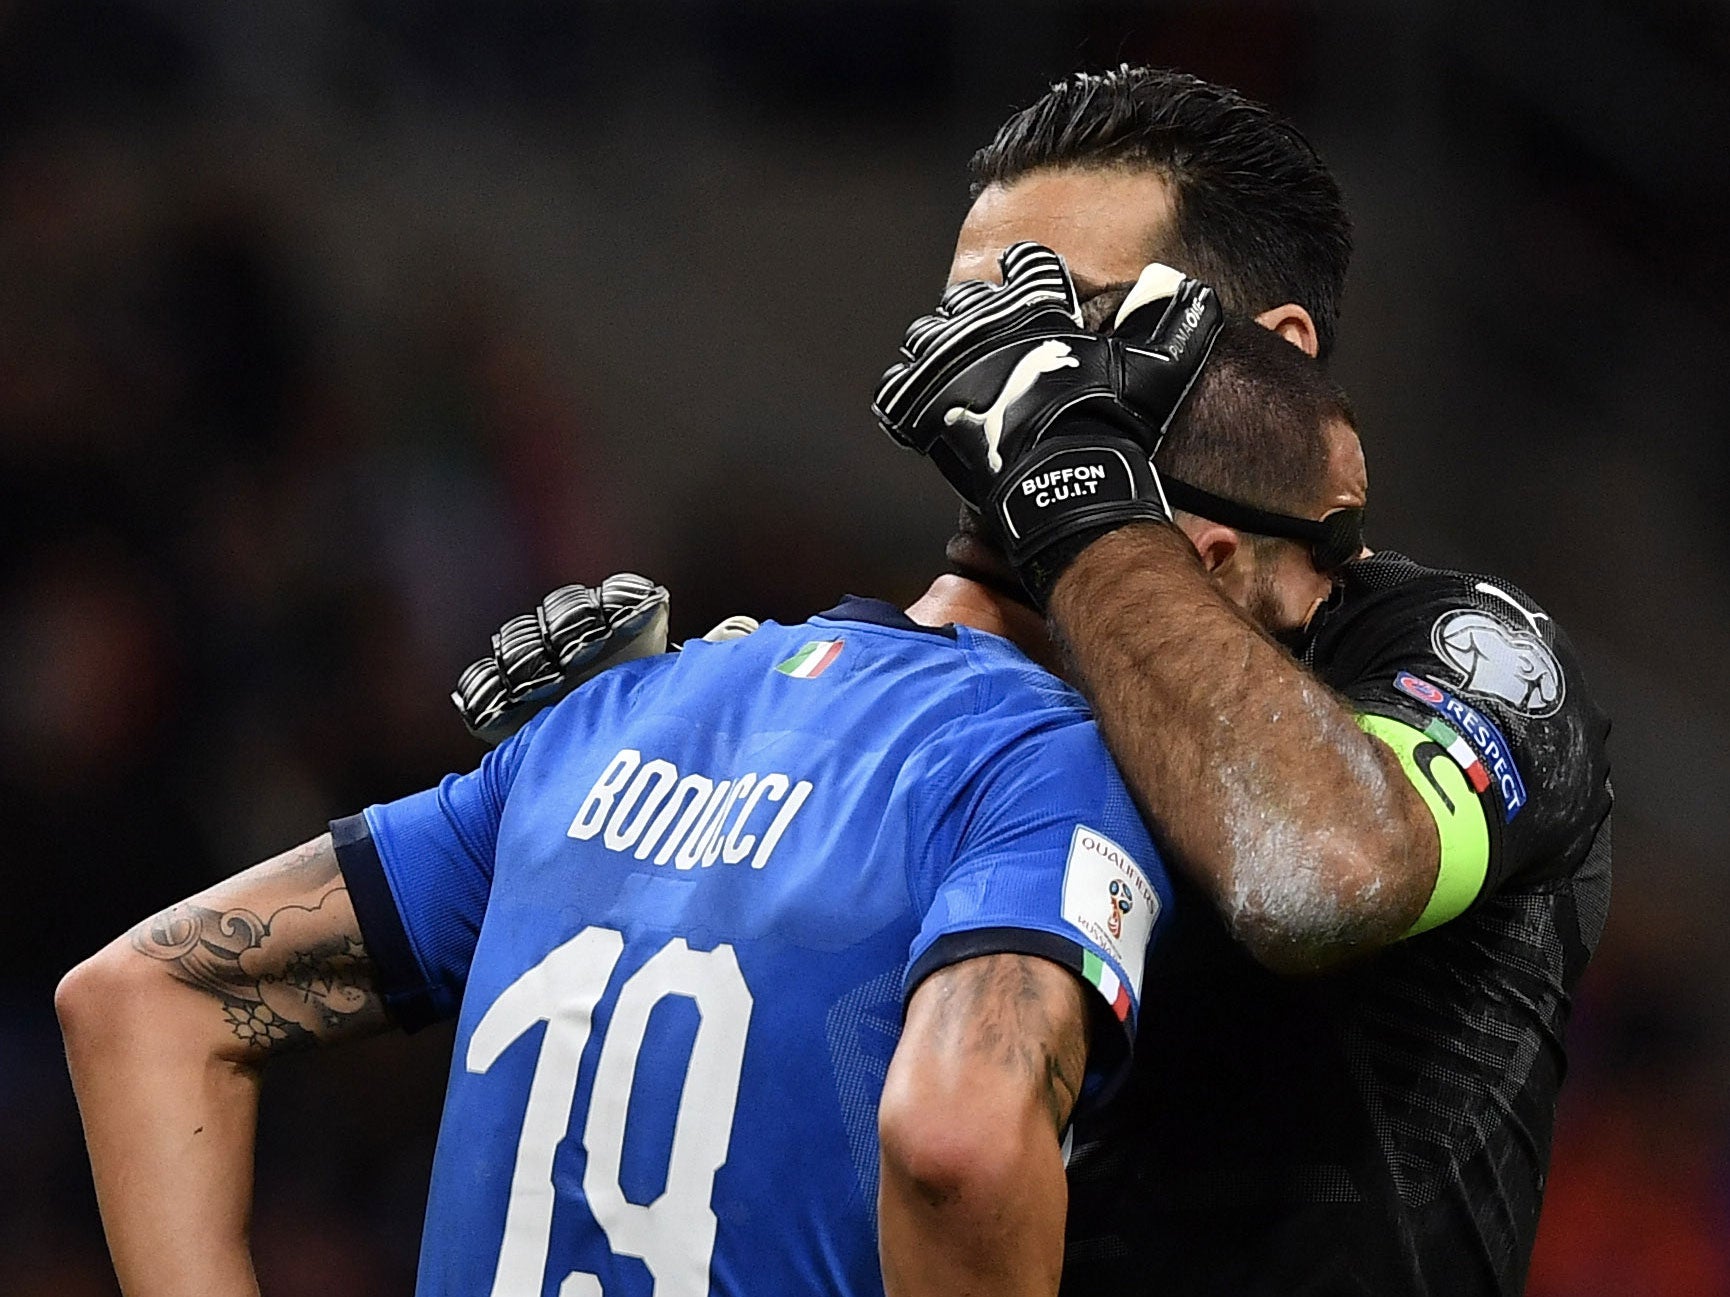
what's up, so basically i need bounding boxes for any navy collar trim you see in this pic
[815,595,957,639]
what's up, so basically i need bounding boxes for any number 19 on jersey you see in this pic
[466,927,755,1297]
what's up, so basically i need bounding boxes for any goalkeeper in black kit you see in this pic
[455,69,1612,1297]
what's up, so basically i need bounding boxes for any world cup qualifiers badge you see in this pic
[1107,879,1133,939]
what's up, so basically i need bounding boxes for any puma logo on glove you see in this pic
[944,339,1080,471]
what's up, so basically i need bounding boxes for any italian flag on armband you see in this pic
[1423,718,1491,793]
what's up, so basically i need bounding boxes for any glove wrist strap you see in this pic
[988,420,1171,606]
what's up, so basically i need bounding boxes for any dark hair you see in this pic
[1158,312,1352,516]
[970,66,1353,359]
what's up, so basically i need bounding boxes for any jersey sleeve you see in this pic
[1306,559,1612,933]
[904,716,1174,1098]
[331,707,552,1029]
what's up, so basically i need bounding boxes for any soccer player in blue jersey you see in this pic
[63,550,1164,1297]
[63,584,1167,1297]
[55,260,1292,1297]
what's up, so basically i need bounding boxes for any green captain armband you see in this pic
[1356,713,1491,936]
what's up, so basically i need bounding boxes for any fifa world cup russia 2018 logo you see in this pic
[1107,879,1133,940]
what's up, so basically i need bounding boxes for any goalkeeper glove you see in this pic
[452,577,762,746]
[452,574,669,745]
[872,243,1221,604]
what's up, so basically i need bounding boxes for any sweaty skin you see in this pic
[953,171,1441,970]
[879,949,1087,1297]
[1049,524,1435,968]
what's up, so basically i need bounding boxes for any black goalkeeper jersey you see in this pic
[1060,551,1612,1297]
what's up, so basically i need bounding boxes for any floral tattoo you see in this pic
[129,881,381,1054]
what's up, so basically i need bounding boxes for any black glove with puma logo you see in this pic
[872,242,1222,604]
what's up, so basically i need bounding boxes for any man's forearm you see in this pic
[1049,524,1435,968]
[59,959,264,1296]
[57,835,388,1294]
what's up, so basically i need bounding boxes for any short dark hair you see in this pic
[969,66,1353,359]
[1156,313,1354,517]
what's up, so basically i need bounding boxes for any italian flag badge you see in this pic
[775,639,844,679]
[1423,718,1491,793]
[1082,950,1132,1023]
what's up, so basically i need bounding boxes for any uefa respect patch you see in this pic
[1394,672,1528,821]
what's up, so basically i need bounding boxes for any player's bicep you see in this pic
[892,951,1091,1135]
[1321,574,1609,934]
[125,833,388,1060]
[1354,708,1492,935]
[908,722,1172,1098]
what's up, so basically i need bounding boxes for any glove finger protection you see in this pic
[592,573,670,659]
[535,584,610,673]
[903,311,951,357]
[873,242,1084,449]
[938,278,995,315]
[701,614,761,643]
[453,575,670,746]
[1108,263,1223,441]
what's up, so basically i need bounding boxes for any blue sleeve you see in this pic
[331,708,551,1029]
[904,718,1172,1098]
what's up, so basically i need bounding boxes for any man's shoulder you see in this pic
[955,626,1091,714]
[529,599,1092,772]
[1318,550,1561,634]
[799,595,1095,727]
[1306,551,1582,717]
[1310,550,1611,895]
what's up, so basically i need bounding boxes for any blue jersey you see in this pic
[334,597,1171,1297]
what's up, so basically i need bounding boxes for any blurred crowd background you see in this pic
[3,1,1727,1292]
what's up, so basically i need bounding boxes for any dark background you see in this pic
[3,2,1726,1292]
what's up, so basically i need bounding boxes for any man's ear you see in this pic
[1254,303,1319,358]
[1176,516,1243,577]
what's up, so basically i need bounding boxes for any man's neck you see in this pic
[904,575,1062,675]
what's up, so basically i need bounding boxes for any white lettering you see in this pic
[639,774,715,863]
[751,781,814,869]
[1443,699,1526,814]
[673,780,733,870]
[1022,463,1108,496]
[701,774,757,867]
[725,773,789,864]
[604,759,679,852]
[1035,479,1101,508]
[1166,293,1208,354]
[570,752,814,873]
[569,749,641,840]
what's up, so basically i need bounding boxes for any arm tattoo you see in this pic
[128,846,383,1055]
[926,955,1090,1133]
